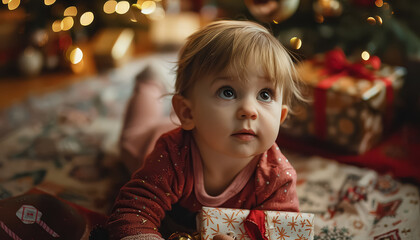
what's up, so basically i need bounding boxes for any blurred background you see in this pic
[0,0,419,123]
[0,2,420,237]
[1,0,420,161]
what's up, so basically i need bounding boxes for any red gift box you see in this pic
[282,49,405,153]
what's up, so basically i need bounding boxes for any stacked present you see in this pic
[198,207,314,240]
[282,49,405,153]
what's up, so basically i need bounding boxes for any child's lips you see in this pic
[232,129,256,141]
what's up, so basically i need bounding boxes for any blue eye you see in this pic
[217,86,236,100]
[257,89,273,102]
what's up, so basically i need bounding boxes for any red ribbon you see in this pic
[244,210,268,240]
[313,49,394,139]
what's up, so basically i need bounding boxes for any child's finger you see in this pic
[213,234,235,240]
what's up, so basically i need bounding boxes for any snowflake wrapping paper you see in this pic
[198,207,314,240]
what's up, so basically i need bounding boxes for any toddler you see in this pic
[107,20,304,240]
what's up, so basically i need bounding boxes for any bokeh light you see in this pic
[361,51,370,61]
[44,0,55,6]
[61,17,74,31]
[375,15,383,25]
[64,6,77,16]
[367,17,376,25]
[116,1,130,14]
[141,1,156,14]
[290,37,302,50]
[7,0,20,10]
[104,0,117,14]
[375,0,383,7]
[146,5,165,20]
[69,47,83,64]
[52,20,61,32]
[80,12,94,26]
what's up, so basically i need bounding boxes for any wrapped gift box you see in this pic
[198,207,314,240]
[282,49,405,153]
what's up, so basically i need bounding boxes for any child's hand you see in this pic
[213,234,235,240]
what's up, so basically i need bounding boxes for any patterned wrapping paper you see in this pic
[198,207,314,240]
[282,49,405,153]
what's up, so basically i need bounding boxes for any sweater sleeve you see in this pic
[254,146,300,212]
[257,166,299,212]
[107,132,186,240]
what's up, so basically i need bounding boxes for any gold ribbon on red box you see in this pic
[313,49,394,139]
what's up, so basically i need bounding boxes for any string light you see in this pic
[104,0,117,14]
[116,1,130,14]
[44,0,55,6]
[7,0,20,10]
[361,51,370,61]
[61,17,74,31]
[69,47,83,64]
[141,1,156,14]
[64,6,77,17]
[80,12,94,26]
[375,15,383,25]
[367,17,376,25]
[52,20,61,32]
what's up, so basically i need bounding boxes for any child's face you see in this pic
[185,65,288,159]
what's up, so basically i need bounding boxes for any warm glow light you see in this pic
[290,37,302,50]
[64,6,77,16]
[52,20,61,32]
[315,14,324,23]
[132,3,141,10]
[361,51,370,61]
[7,0,20,10]
[375,0,383,7]
[70,59,85,73]
[61,17,74,31]
[146,6,165,20]
[69,47,83,64]
[116,1,130,14]
[111,29,134,59]
[80,11,94,26]
[141,1,156,14]
[367,16,376,25]
[375,15,383,25]
[44,0,55,6]
[104,0,117,14]
[2,0,11,4]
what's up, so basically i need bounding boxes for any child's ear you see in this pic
[280,105,289,124]
[172,94,195,130]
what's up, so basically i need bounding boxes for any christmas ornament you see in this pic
[245,0,300,23]
[313,0,343,18]
[290,36,302,49]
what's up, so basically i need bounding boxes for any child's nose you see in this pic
[237,99,258,120]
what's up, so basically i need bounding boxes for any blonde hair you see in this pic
[175,20,304,109]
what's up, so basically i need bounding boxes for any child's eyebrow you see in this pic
[210,76,234,86]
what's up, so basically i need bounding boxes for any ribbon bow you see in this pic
[313,48,393,140]
[244,210,268,240]
[323,48,381,81]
